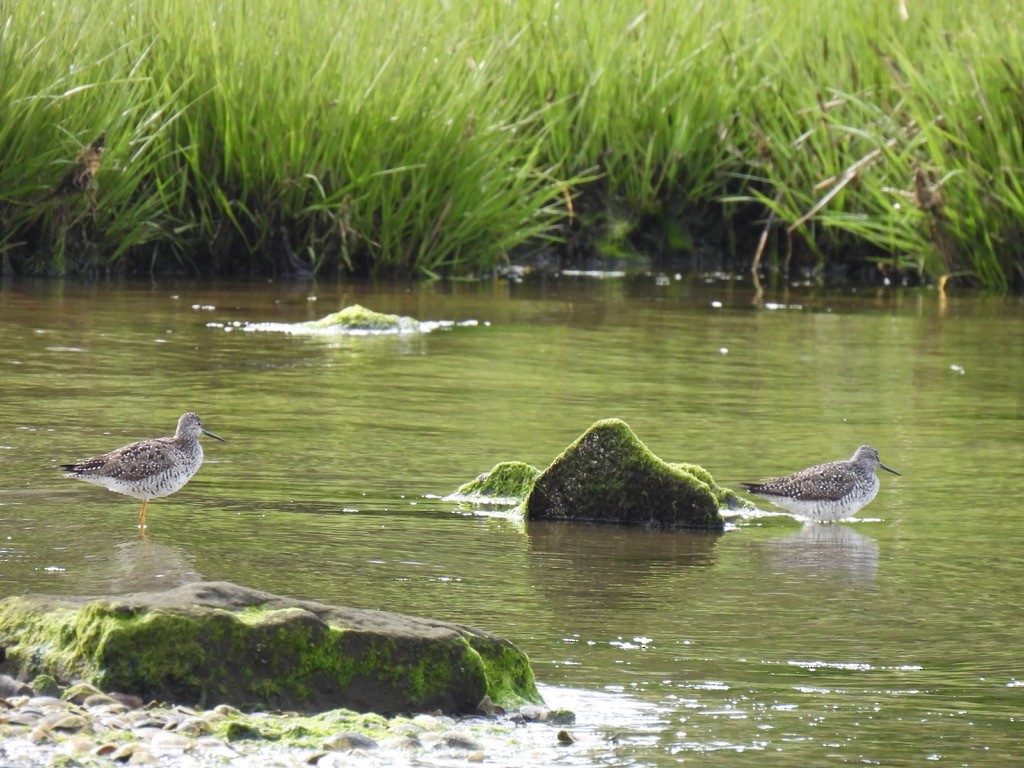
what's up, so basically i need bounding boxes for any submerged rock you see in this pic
[301,304,421,333]
[525,419,727,530]
[238,303,481,336]
[447,462,542,504]
[0,581,541,716]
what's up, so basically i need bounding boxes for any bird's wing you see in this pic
[64,438,179,481]
[742,462,857,501]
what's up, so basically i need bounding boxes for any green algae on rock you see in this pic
[239,303,421,335]
[239,303,481,336]
[0,581,541,716]
[300,304,421,333]
[446,462,542,504]
[525,419,727,530]
[671,461,748,510]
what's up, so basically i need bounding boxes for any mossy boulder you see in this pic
[447,462,542,504]
[302,304,420,333]
[0,581,540,716]
[525,419,726,530]
[672,461,747,510]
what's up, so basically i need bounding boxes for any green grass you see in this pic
[733,0,1024,290]
[1,0,1022,288]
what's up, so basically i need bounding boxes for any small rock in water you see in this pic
[0,674,32,698]
[378,735,422,751]
[411,713,452,730]
[27,696,66,710]
[440,731,483,751]
[323,731,379,751]
[110,692,146,709]
[148,730,194,755]
[26,675,58,697]
[62,682,104,704]
[223,721,264,741]
[548,708,576,725]
[82,692,119,707]
[61,735,96,757]
[194,736,238,758]
[6,709,42,726]
[42,712,89,732]
[476,694,498,716]
[519,704,550,721]
[109,742,156,763]
[174,715,215,737]
[27,724,55,743]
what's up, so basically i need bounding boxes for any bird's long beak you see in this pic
[880,462,900,476]
[203,428,226,443]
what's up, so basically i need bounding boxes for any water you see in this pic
[2,277,1023,765]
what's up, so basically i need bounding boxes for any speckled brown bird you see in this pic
[739,445,900,522]
[60,412,225,528]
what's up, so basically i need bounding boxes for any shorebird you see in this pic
[61,412,224,528]
[739,445,900,522]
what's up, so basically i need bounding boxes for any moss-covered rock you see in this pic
[671,462,748,510]
[301,304,421,333]
[0,581,541,716]
[447,462,541,504]
[241,303,480,337]
[525,419,726,530]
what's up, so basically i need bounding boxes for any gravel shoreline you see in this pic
[0,676,580,767]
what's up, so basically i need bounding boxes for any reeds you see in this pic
[736,0,1024,290]
[2,0,1022,288]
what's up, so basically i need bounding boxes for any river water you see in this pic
[1,277,1022,766]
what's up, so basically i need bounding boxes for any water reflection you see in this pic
[763,523,879,584]
[526,521,720,605]
[105,539,203,594]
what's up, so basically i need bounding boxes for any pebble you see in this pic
[60,735,95,757]
[148,729,194,754]
[83,693,120,708]
[175,715,216,737]
[194,736,239,758]
[322,731,378,751]
[438,731,483,751]
[63,683,103,704]
[0,678,578,768]
[0,675,32,698]
[378,735,422,751]
[519,704,550,721]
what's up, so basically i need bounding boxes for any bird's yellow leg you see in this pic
[139,499,149,529]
